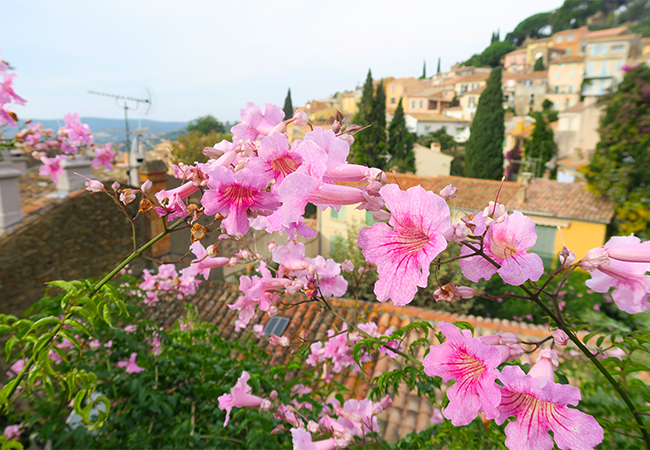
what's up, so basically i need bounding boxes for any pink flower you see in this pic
[154,182,199,221]
[59,113,93,148]
[117,352,145,373]
[246,132,302,188]
[583,235,650,314]
[3,424,22,440]
[291,427,338,450]
[431,408,444,424]
[433,284,477,302]
[6,358,26,378]
[269,335,290,347]
[218,371,264,426]
[202,166,280,236]
[188,241,230,280]
[38,154,67,183]
[253,324,265,338]
[423,322,502,426]
[124,325,137,333]
[231,102,284,143]
[459,211,544,286]
[91,143,116,171]
[358,184,452,306]
[439,184,457,200]
[552,329,569,346]
[496,365,603,450]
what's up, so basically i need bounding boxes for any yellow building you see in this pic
[318,174,615,266]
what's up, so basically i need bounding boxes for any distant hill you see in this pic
[3,117,190,145]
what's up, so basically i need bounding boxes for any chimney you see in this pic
[430,142,442,153]
[517,172,533,203]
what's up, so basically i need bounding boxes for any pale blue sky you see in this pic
[1,0,564,123]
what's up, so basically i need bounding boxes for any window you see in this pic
[567,118,573,131]
[600,45,607,55]
[472,83,479,89]
[456,127,465,135]
[519,95,524,100]
[461,84,468,93]
[616,59,623,71]
[468,97,476,108]
[419,100,424,108]
[556,36,564,43]
[566,47,572,55]
[568,85,574,93]
[330,236,344,254]
[611,44,624,53]
[590,45,597,56]
[556,71,561,79]
[568,34,575,41]
[264,316,290,336]
[570,70,575,79]
[390,98,396,104]
[601,61,607,76]
[391,86,395,93]
[411,101,416,109]
[599,79,605,94]
[588,61,595,74]
[529,225,557,268]
[529,94,535,104]
[330,206,346,220]
[404,87,407,93]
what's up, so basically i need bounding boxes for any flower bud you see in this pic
[579,247,610,271]
[268,241,278,252]
[85,179,104,193]
[140,179,152,193]
[341,260,354,273]
[206,244,219,257]
[439,184,458,201]
[292,111,309,127]
[267,305,278,317]
[552,329,569,346]
[339,133,354,146]
[307,420,319,433]
[448,222,468,244]
[111,181,120,191]
[190,223,207,242]
[559,246,576,268]
[260,399,272,411]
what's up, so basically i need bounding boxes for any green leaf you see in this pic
[102,303,113,327]
[46,280,77,293]
[26,316,60,334]
[453,321,474,335]
[32,331,55,354]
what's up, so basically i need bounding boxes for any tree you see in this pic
[525,111,557,178]
[420,60,426,79]
[586,65,650,238]
[542,99,559,122]
[186,114,226,135]
[462,41,516,68]
[437,57,441,74]
[464,67,505,179]
[283,88,293,120]
[417,127,456,151]
[387,98,415,172]
[505,12,552,45]
[350,70,389,170]
[534,57,545,71]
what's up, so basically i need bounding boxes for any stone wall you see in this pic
[0,190,144,317]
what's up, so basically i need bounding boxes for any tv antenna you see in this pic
[88,89,152,152]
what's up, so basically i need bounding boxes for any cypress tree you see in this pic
[351,70,388,169]
[464,67,505,180]
[534,57,545,71]
[437,57,441,74]
[283,88,293,120]
[388,98,415,173]
[525,111,557,178]
[421,60,426,79]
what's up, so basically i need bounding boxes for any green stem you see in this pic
[2,218,185,408]
[522,285,650,447]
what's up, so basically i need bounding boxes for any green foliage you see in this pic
[462,41,516,68]
[283,88,293,120]
[619,0,650,37]
[420,61,426,79]
[351,71,389,170]
[550,0,628,33]
[586,65,650,239]
[387,98,416,173]
[417,127,457,152]
[437,57,441,74]
[525,111,558,179]
[186,115,226,135]
[505,12,552,45]
[170,130,232,165]
[533,57,544,72]
[464,67,505,180]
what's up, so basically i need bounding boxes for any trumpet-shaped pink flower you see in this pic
[154,182,199,221]
[218,371,265,426]
[358,184,452,306]
[423,322,502,426]
[91,143,116,171]
[459,211,544,286]
[231,102,284,143]
[302,126,350,163]
[0,73,26,106]
[188,241,230,280]
[496,365,603,450]
[117,353,145,374]
[584,235,650,314]
[291,427,338,450]
[202,166,280,235]
[60,112,93,148]
[38,154,67,183]
[246,132,302,187]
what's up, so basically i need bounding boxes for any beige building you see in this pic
[458,86,484,121]
[338,91,358,115]
[581,27,642,97]
[547,55,584,111]
[524,37,565,70]
[403,88,454,114]
[554,97,602,160]
[412,142,454,177]
[514,71,548,115]
[549,26,590,57]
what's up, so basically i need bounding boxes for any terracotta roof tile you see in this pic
[583,26,629,39]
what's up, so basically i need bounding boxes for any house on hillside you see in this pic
[514,71,548,115]
[459,86,484,121]
[318,174,614,267]
[412,142,454,178]
[547,55,585,111]
[400,112,469,141]
[581,27,643,97]
[503,48,527,73]
[550,26,590,57]
[524,36,565,70]
[402,88,454,114]
[385,78,429,113]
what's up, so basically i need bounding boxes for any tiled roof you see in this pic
[391,174,615,224]
[582,26,629,39]
[550,55,585,64]
[522,71,548,79]
[149,282,551,442]
[463,85,485,96]
[562,102,586,113]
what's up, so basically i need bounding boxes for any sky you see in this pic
[1,0,565,123]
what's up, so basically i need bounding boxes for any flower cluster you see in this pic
[424,322,603,449]
[137,264,201,306]
[0,50,26,128]
[306,321,400,382]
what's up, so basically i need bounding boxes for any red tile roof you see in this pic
[392,174,615,224]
